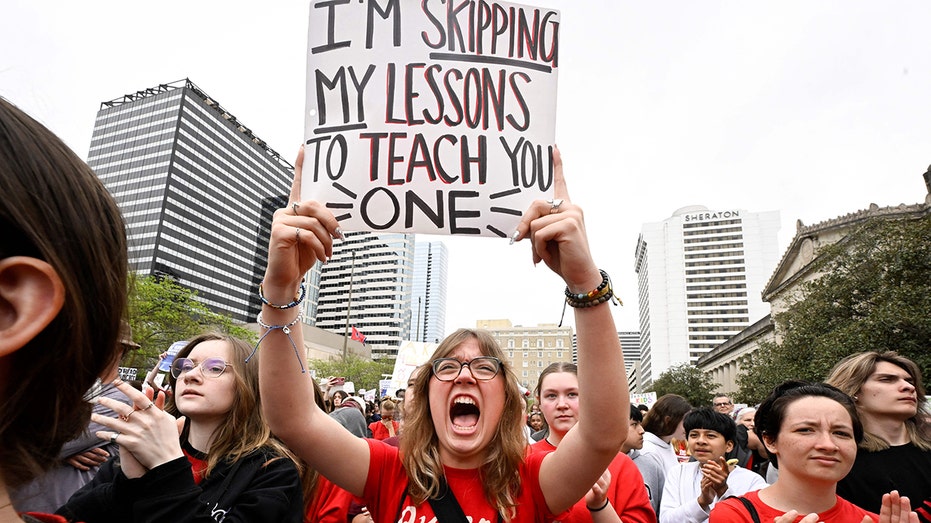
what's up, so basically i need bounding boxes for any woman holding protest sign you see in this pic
[258,145,628,522]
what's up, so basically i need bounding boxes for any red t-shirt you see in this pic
[711,490,879,522]
[369,420,399,440]
[305,475,357,523]
[529,439,655,523]
[362,438,559,523]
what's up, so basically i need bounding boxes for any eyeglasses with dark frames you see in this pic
[431,357,501,382]
[171,357,232,379]
[713,401,733,407]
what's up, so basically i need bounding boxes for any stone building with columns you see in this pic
[697,186,931,395]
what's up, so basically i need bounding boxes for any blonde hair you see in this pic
[400,329,526,521]
[168,333,296,477]
[826,351,931,452]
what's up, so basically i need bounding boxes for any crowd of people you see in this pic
[1,96,929,523]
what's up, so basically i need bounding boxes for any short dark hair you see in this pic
[754,380,863,469]
[630,404,643,423]
[642,394,692,437]
[684,407,736,443]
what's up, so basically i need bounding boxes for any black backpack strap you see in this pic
[427,476,470,523]
[726,495,761,523]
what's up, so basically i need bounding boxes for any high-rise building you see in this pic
[412,241,449,343]
[476,320,574,390]
[634,206,780,390]
[618,331,641,377]
[307,231,415,359]
[88,79,292,322]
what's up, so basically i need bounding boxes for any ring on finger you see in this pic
[142,402,155,411]
[119,411,134,422]
[547,198,564,214]
[295,227,302,241]
[110,432,120,444]
[292,201,300,215]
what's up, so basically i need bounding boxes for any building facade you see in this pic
[618,331,641,378]
[634,206,780,390]
[89,79,292,322]
[307,231,415,359]
[476,320,574,390]
[411,241,449,343]
[697,196,931,394]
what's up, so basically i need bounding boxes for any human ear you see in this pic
[0,256,65,358]
[761,434,778,456]
[725,440,734,454]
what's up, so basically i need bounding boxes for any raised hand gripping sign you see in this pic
[303,0,560,237]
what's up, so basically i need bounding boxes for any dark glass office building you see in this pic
[88,79,292,322]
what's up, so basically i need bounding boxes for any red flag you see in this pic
[351,326,366,344]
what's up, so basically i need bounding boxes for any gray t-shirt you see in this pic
[11,381,131,513]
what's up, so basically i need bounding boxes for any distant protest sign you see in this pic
[302,0,560,237]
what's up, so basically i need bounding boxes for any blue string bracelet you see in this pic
[247,311,306,373]
[258,281,306,310]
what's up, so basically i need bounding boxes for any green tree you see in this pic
[738,215,931,404]
[309,355,395,394]
[124,275,257,372]
[649,363,719,407]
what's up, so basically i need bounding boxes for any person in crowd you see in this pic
[710,381,917,523]
[329,390,349,413]
[712,394,734,417]
[641,394,692,472]
[528,412,546,433]
[733,407,769,478]
[638,405,650,417]
[10,322,137,513]
[626,405,666,517]
[58,333,304,522]
[329,396,368,438]
[395,388,406,426]
[827,351,931,520]
[305,379,356,523]
[0,97,128,522]
[660,407,766,522]
[368,399,399,441]
[531,362,654,522]
[258,146,629,522]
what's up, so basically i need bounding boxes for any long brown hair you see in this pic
[826,351,931,451]
[0,97,128,487]
[400,329,526,521]
[167,333,295,477]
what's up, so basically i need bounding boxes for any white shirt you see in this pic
[641,432,680,472]
[659,460,767,523]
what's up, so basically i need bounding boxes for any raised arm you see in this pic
[258,146,371,495]
[516,148,629,513]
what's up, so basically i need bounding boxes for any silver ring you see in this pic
[547,198,564,214]
[295,227,301,241]
[110,432,119,444]
[142,402,155,411]
[292,202,300,215]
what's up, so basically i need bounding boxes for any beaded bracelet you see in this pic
[557,269,620,327]
[565,270,619,308]
[258,281,306,310]
[565,269,611,301]
[246,311,307,373]
[587,498,610,512]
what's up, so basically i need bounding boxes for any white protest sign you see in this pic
[303,0,560,237]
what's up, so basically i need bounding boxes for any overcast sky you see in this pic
[3,1,929,334]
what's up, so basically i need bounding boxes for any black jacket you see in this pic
[57,440,303,523]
